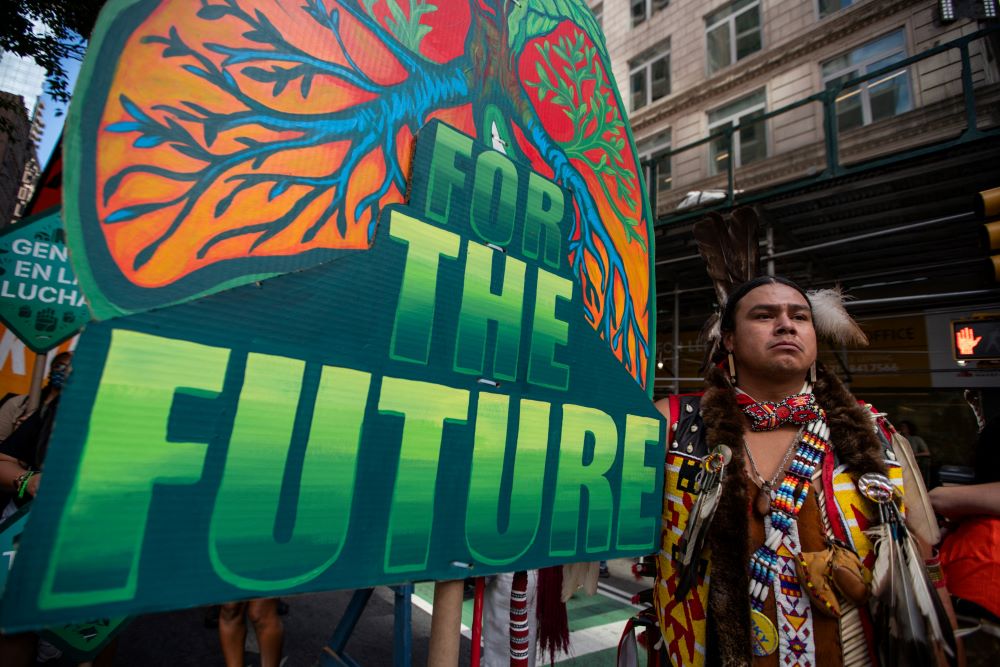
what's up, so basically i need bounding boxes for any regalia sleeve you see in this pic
[655,394,711,667]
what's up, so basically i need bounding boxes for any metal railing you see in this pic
[644,26,1000,226]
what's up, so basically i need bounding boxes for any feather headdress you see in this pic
[692,209,759,309]
[693,209,759,353]
[807,287,868,347]
[692,207,868,354]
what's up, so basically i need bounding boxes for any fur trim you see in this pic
[701,366,753,667]
[807,287,869,347]
[812,362,887,476]
[695,363,886,664]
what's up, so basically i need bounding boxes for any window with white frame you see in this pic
[818,0,854,18]
[821,30,912,133]
[632,0,670,27]
[637,130,672,207]
[630,44,670,111]
[705,0,762,74]
[707,89,766,174]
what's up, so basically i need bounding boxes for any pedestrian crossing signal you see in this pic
[952,318,1000,361]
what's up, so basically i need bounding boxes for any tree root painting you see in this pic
[65,0,654,389]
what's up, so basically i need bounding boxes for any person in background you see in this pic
[898,420,931,485]
[218,599,284,667]
[929,389,1000,623]
[0,351,73,518]
[0,352,106,666]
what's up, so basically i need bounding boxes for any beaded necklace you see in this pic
[741,398,830,659]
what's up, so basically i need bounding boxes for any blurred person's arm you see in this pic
[0,414,43,498]
[929,482,1000,518]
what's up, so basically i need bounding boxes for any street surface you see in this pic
[44,559,647,666]
[34,555,1000,666]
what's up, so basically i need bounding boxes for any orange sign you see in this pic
[0,324,77,397]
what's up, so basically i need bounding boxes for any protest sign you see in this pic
[3,0,664,630]
[0,210,89,354]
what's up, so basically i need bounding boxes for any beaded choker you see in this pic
[741,393,824,432]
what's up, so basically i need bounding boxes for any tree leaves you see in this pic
[524,32,645,251]
[241,64,320,98]
[507,0,606,60]
[362,0,438,53]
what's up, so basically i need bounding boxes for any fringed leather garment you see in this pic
[654,363,903,667]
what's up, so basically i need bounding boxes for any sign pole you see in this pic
[25,353,47,414]
[427,580,464,666]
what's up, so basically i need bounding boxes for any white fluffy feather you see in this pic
[807,287,869,347]
[867,524,892,596]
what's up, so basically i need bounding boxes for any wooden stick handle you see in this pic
[26,352,47,413]
[427,579,464,667]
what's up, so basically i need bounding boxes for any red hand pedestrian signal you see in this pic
[955,326,983,356]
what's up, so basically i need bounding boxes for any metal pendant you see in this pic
[750,609,779,656]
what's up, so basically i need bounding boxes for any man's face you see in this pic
[723,283,817,383]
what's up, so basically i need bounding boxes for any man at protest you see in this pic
[651,210,956,667]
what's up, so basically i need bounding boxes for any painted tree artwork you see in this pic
[65,0,655,389]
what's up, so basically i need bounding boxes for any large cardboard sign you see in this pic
[3,121,664,630]
[0,210,89,353]
[3,0,664,630]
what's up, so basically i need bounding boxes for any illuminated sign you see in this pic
[951,318,1000,360]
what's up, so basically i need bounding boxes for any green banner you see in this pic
[1,121,665,631]
[0,209,89,353]
[1,506,128,660]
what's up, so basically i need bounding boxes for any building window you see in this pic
[706,0,762,74]
[822,30,912,132]
[818,0,854,18]
[637,130,672,208]
[632,0,670,27]
[707,89,766,174]
[630,44,671,111]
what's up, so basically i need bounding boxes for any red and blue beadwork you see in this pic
[742,393,825,432]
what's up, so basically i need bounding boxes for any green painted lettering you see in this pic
[389,211,461,365]
[424,123,473,226]
[549,404,618,556]
[465,394,548,565]
[40,330,227,609]
[210,356,370,590]
[616,415,662,550]
[522,172,565,270]
[454,242,525,381]
[379,377,470,573]
[527,269,571,390]
[469,150,518,247]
